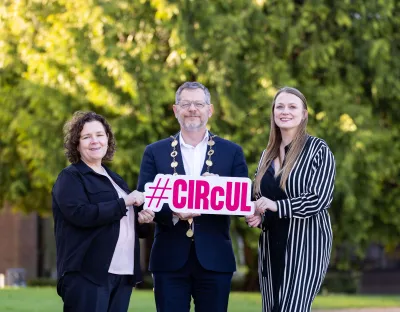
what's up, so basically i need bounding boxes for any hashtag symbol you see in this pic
[146,176,172,209]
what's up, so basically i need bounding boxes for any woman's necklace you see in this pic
[170,132,217,176]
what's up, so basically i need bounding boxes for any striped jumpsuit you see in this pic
[257,136,335,312]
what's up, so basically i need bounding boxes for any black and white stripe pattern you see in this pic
[258,135,335,312]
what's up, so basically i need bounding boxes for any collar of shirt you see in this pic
[179,131,209,148]
[179,131,209,176]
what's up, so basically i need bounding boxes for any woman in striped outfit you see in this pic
[246,87,335,312]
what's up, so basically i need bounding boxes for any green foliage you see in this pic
[27,278,58,287]
[0,0,399,271]
[320,271,362,294]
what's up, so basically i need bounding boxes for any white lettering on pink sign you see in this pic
[144,174,254,216]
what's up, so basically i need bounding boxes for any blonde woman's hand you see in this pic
[255,196,277,214]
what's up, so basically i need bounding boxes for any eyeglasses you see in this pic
[176,101,208,109]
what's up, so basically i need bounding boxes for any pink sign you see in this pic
[144,174,254,216]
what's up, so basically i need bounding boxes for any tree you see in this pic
[1,0,399,284]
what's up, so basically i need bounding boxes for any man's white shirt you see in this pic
[172,131,209,225]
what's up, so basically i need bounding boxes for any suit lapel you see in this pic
[200,145,209,175]
[175,141,186,175]
[170,134,186,175]
[173,131,217,176]
[103,165,131,194]
[200,132,216,175]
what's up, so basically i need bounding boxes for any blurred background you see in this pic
[0,0,399,296]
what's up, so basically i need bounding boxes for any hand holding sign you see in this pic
[123,190,145,206]
[202,172,219,177]
[138,209,155,224]
[246,213,262,228]
[173,212,201,220]
[144,174,254,216]
[255,196,277,213]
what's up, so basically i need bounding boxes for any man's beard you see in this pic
[179,116,207,132]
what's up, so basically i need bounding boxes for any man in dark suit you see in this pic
[137,82,248,312]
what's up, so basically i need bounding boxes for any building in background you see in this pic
[0,205,149,285]
[0,205,56,283]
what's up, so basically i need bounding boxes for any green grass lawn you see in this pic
[0,288,399,311]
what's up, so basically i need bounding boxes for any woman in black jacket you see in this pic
[52,111,154,312]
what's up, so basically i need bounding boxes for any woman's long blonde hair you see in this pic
[253,87,309,195]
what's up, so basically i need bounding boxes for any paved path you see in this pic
[315,309,400,312]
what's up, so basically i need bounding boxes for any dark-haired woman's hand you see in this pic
[123,190,144,206]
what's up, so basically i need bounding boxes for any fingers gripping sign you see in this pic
[144,174,255,216]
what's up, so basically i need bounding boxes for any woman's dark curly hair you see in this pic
[63,111,116,164]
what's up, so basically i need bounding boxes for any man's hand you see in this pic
[202,172,219,177]
[173,212,201,220]
[138,209,155,224]
[246,214,262,228]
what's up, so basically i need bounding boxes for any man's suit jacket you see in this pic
[137,135,248,273]
[52,160,148,288]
